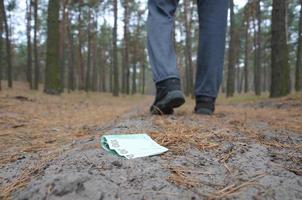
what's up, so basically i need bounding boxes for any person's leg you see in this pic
[195,0,229,98]
[147,0,179,83]
[147,0,185,115]
[195,0,229,114]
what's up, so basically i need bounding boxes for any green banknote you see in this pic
[100,134,168,159]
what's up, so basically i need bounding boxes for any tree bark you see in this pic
[142,62,146,95]
[184,0,194,97]
[33,0,39,90]
[296,0,302,91]
[85,6,92,92]
[234,28,241,93]
[67,7,75,92]
[112,0,119,96]
[132,62,137,94]
[109,51,112,92]
[0,3,3,91]
[99,48,106,92]
[77,3,84,90]
[236,65,240,93]
[59,0,68,91]
[122,0,130,94]
[91,12,98,92]
[26,0,33,89]
[270,0,290,97]
[254,0,262,96]
[244,13,250,93]
[227,0,236,97]
[44,0,61,94]
[262,63,268,91]
[239,68,244,93]
[0,0,12,88]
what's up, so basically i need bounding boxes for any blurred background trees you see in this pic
[0,0,301,98]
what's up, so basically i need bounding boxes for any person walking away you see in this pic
[147,0,229,115]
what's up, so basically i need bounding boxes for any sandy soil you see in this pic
[0,92,301,200]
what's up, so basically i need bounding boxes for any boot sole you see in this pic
[157,90,185,109]
[194,108,213,115]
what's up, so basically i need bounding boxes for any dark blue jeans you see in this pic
[147,0,229,98]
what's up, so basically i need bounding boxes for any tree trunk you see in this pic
[132,62,137,94]
[26,0,33,89]
[67,7,75,92]
[244,14,249,93]
[184,0,194,97]
[44,0,61,94]
[296,0,302,91]
[85,6,92,92]
[142,62,146,95]
[236,65,240,93]
[101,60,106,92]
[254,0,262,96]
[110,57,113,93]
[270,0,290,97]
[227,0,236,97]
[0,4,3,91]
[59,0,68,91]
[112,0,119,96]
[239,68,244,93]
[91,13,98,92]
[262,63,267,91]
[234,27,241,93]
[77,3,84,90]
[0,0,12,88]
[122,0,130,94]
[33,0,39,90]
[99,48,106,92]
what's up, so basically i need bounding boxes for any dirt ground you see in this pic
[0,86,301,200]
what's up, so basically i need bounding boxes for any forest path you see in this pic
[0,92,302,200]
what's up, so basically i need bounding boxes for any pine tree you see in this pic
[33,0,39,90]
[296,0,302,91]
[85,5,92,92]
[0,1,3,91]
[59,0,68,91]
[184,0,194,97]
[112,0,119,96]
[254,0,262,96]
[66,6,75,92]
[227,0,236,97]
[270,0,290,97]
[26,0,33,89]
[77,2,84,90]
[122,0,130,94]
[44,0,61,94]
[243,2,251,93]
[0,0,12,88]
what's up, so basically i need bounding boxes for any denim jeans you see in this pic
[147,0,229,98]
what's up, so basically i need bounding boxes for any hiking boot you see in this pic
[194,96,216,115]
[150,78,185,115]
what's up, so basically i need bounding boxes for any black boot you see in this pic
[150,78,185,115]
[194,96,216,115]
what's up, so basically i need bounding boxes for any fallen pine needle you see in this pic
[208,173,266,199]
